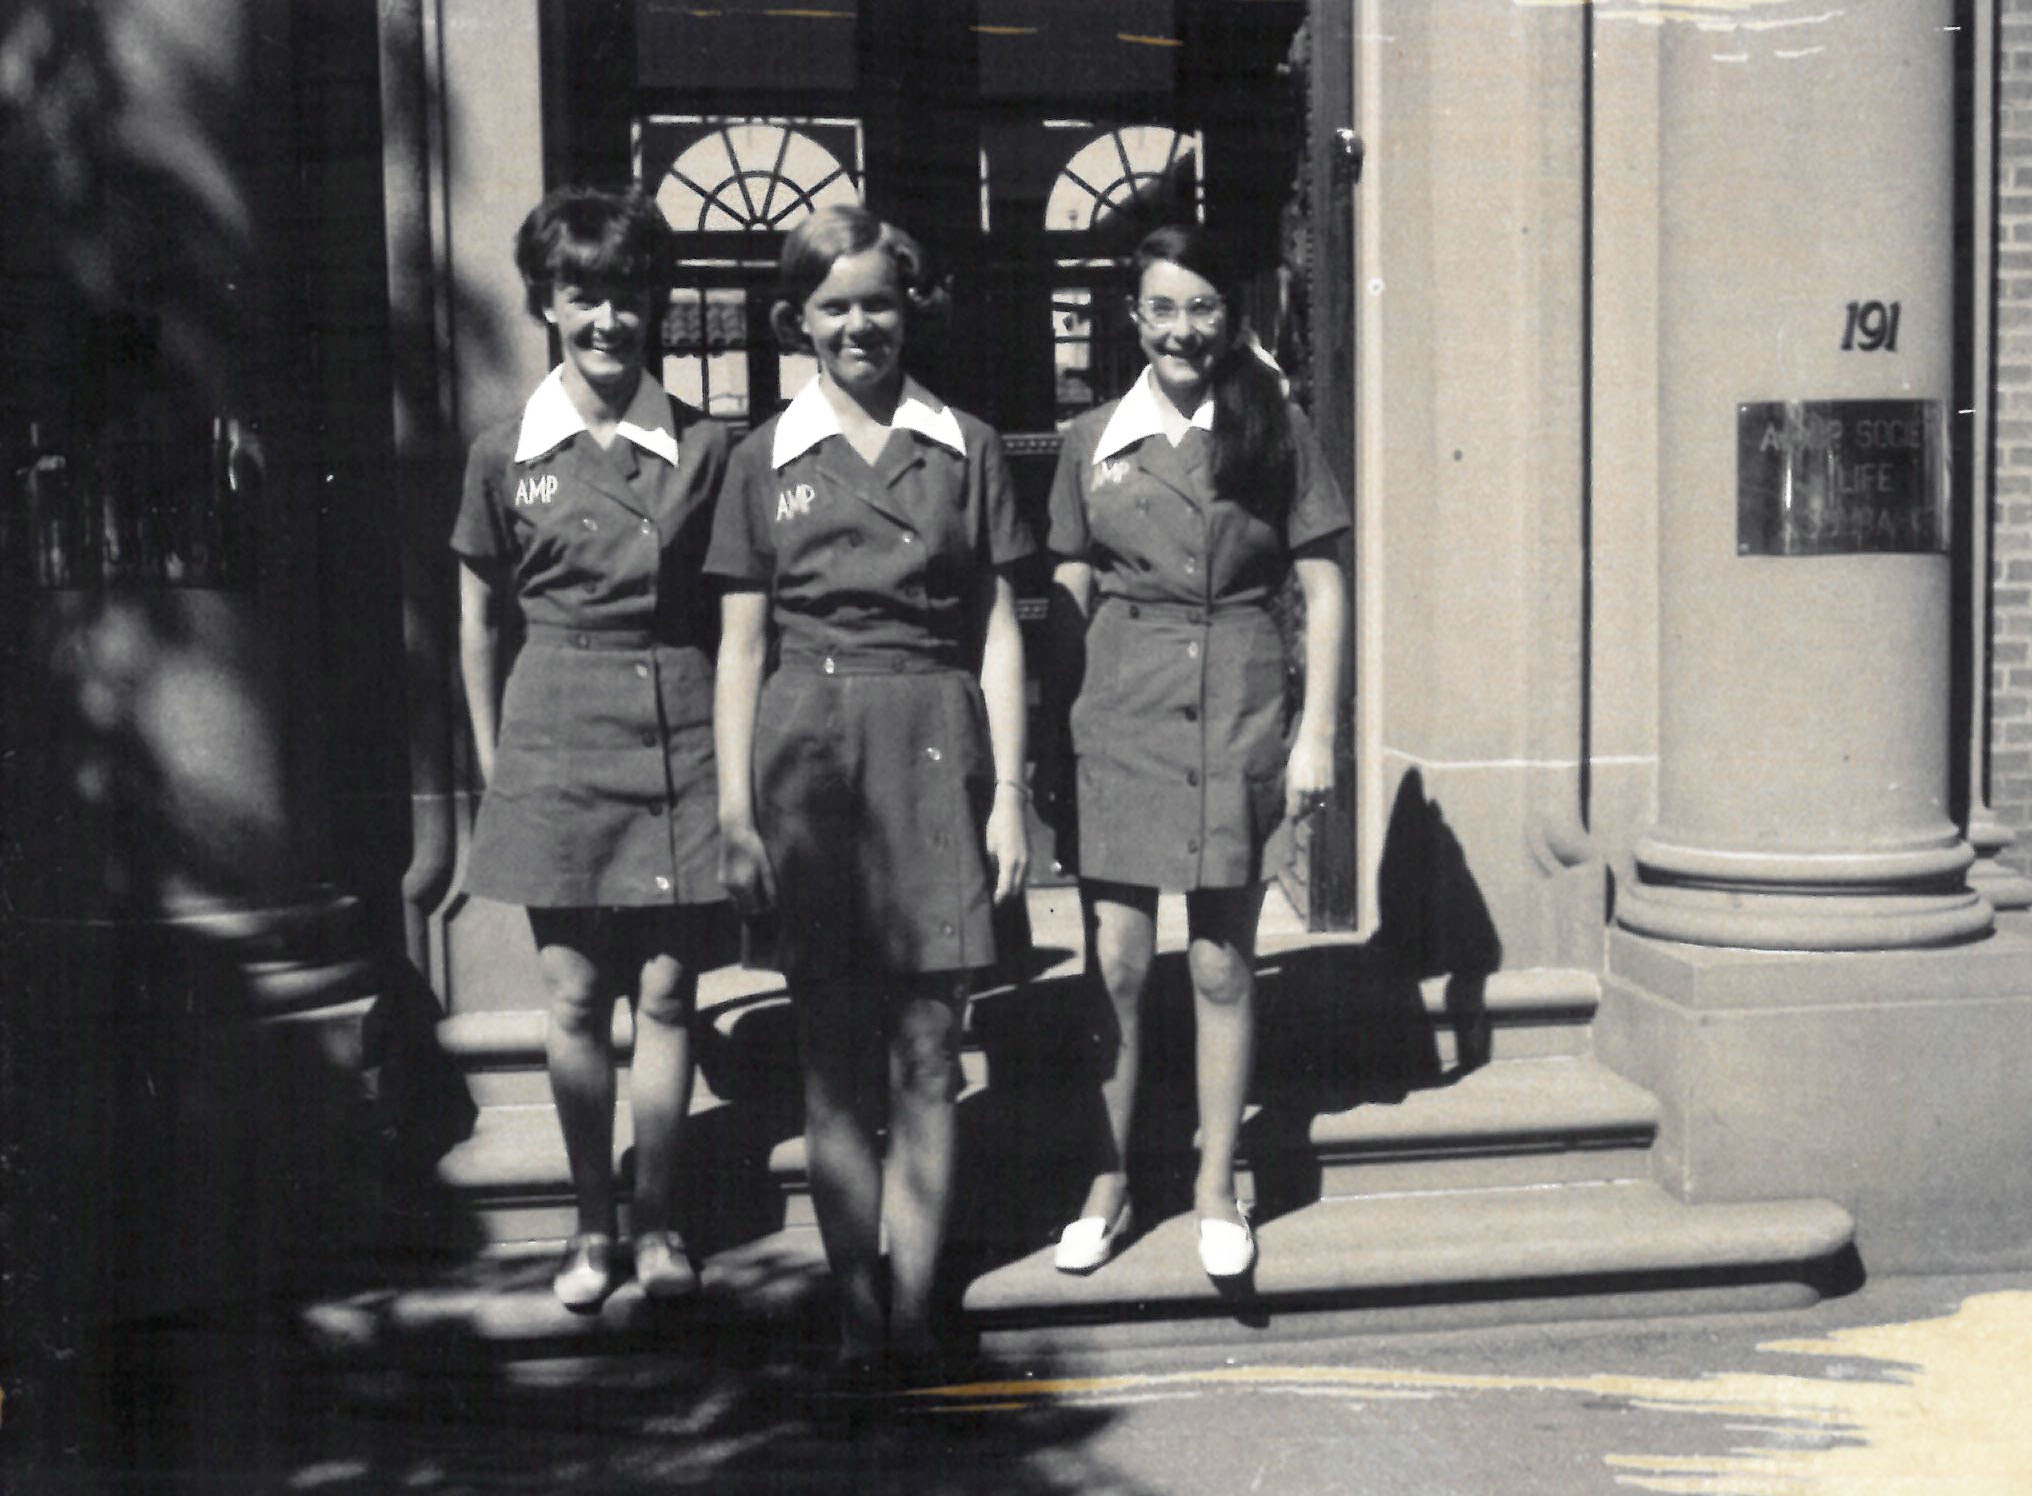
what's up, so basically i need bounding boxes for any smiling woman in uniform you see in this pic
[1046,223,1348,1283]
[709,204,1031,1383]
[453,185,730,1311]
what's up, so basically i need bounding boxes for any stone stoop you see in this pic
[334,889,1855,1362]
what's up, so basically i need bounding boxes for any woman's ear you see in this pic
[769,299,806,350]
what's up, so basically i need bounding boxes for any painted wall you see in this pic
[426,0,561,1011]
[1357,0,1606,974]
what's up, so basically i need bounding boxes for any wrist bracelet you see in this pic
[995,777,1031,802]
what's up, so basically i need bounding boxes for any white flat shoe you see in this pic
[1197,1206,1255,1279]
[632,1230,699,1301]
[553,1232,616,1312]
[1054,1201,1134,1274]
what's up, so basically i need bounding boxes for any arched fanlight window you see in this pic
[1043,124,1203,421]
[640,116,861,420]
[1044,125,1202,234]
[654,121,860,233]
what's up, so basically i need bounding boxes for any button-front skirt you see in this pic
[1070,598,1290,890]
[465,636,722,908]
[753,662,997,981]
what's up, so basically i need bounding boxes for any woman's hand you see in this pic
[985,782,1031,904]
[719,820,776,918]
[1285,728,1336,821]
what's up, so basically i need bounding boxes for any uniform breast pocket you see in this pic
[919,465,973,552]
[1085,481,1155,560]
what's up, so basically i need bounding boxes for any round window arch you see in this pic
[1043,125,1204,420]
[1044,125,1203,237]
[653,121,860,233]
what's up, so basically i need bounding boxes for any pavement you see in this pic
[191,1267,2031,1493]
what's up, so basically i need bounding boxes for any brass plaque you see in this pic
[1737,399,1946,556]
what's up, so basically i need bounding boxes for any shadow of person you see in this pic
[948,966,1116,1279]
[1241,770,1504,1227]
[686,991,806,1254]
[1244,942,1438,1224]
[1372,767,1502,1083]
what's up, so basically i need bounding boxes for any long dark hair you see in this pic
[1131,224,1294,519]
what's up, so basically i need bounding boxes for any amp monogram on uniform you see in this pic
[514,473,559,506]
[774,482,817,522]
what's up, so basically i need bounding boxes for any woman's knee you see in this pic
[1094,941,1153,1006]
[891,1000,962,1104]
[634,953,696,1029]
[537,950,609,1035]
[1187,940,1254,1008]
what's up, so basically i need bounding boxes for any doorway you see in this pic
[550,0,1355,922]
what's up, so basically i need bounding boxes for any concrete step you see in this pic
[438,946,1598,1108]
[439,975,793,1108]
[300,1182,1855,1366]
[960,1183,1857,1354]
[427,1056,1652,1246]
[1253,1056,1656,1201]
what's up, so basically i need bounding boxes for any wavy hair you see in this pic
[769,204,951,351]
[513,184,672,319]
[1131,223,1294,519]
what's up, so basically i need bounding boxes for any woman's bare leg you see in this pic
[1184,883,1267,1225]
[796,979,887,1360]
[530,908,618,1238]
[1074,881,1159,1224]
[882,980,964,1355]
[623,909,697,1237]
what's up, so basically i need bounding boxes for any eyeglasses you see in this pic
[1132,295,1227,332]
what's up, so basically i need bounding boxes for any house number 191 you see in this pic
[1841,300,1900,352]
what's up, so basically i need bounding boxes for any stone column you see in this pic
[1616,0,1991,950]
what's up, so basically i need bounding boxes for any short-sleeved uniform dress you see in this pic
[452,368,730,909]
[706,378,1034,981]
[1048,369,1348,891]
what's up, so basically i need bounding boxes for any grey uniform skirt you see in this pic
[752,654,997,983]
[1070,595,1290,891]
[465,626,721,908]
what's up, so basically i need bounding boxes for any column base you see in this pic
[1966,808,2032,912]
[1616,879,1993,951]
[1599,918,2032,1272]
[1622,829,1992,950]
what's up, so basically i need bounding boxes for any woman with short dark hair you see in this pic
[454,184,729,1311]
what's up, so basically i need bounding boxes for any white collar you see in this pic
[770,376,967,469]
[513,366,682,467]
[1093,367,1214,463]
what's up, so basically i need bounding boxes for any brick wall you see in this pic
[1989,3,2032,870]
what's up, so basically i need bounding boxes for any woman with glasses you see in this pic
[1044,223,1347,1282]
